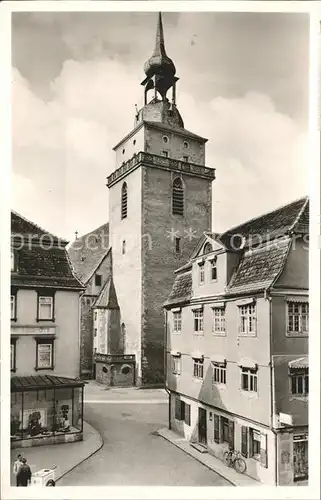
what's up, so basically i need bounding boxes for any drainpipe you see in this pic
[266,288,278,486]
[164,308,171,429]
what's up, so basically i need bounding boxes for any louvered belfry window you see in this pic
[121,182,128,219]
[172,177,184,216]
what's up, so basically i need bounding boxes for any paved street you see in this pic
[58,385,231,486]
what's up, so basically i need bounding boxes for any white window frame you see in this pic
[11,342,16,371]
[250,428,261,460]
[211,260,217,281]
[193,309,204,334]
[212,307,226,335]
[287,301,309,336]
[289,370,309,396]
[173,311,182,334]
[11,295,16,320]
[213,364,226,385]
[172,355,181,375]
[36,342,53,369]
[238,303,256,336]
[193,359,204,379]
[241,367,258,392]
[38,296,54,321]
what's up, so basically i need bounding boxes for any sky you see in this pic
[12,11,309,241]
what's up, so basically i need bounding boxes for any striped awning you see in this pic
[288,356,308,370]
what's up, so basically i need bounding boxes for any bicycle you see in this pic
[223,450,246,473]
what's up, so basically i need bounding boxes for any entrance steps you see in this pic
[190,442,208,454]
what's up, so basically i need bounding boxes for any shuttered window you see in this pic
[260,433,268,468]
[172,177,184,216]
[175,397,181,420]
[121,182,128,219]
[241,426,248,457]
[184,404,191,426]
[214,414,220,443]
[228,420,235,451]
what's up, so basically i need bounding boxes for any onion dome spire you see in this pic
[142,13,177,101]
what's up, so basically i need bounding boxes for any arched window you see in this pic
[203,242,213,254]
[121,182,128,219]
[172,177,184,216]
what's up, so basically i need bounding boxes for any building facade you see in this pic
[68,13,215,387]
[165,197,309,485]
[11,212,85,448]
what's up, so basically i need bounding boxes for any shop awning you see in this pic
[210,354,226,365]
[238,357,257,369]
[191,351,204,360]
[11,375,84,392]
[288,357,308,370]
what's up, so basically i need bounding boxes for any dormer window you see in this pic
[183,141,189,148]
[121,182,128,219]
[95,274,102,287]
[211,259,217,281]
[161,150,169,158]
[199,262,205,284]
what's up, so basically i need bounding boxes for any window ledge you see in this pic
[289,395,308,402]
[237,333,257,338]
[36,318,55,323]
[35,367,54,371]
[212,332,226,336]
[11,368,16,373]
[193,332,204,336]
[172,331,182,335]
[240,390,258,399]
[286,332,308,338]
[11,318,17,322]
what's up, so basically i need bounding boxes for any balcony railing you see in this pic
[107,152,215,187]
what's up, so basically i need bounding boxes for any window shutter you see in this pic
[213,414,220,443]
[249,428,253,457]
[228,420,235,451]
[260,433,268,468]
[185,404,191,426]
[175,397,181,420]
[241,426,248,457]
[180,401,185,422]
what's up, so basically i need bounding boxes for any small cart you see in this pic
[30,465,56,487]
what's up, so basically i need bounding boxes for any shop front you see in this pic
[11,375,84,448]
[277,429,308,485]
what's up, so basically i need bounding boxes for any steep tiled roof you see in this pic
[11,211,67,244]
[94,276,119,309]
[67,223,110,284]
[11,212,83,290]
[220,197,308,250]
[227,237,291,294]
[165,271,192,306]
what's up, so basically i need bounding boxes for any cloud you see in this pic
[12,54,307,240]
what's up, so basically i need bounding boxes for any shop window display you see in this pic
[10,386,83,442]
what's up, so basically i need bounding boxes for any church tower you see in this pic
[107,13,215,386]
